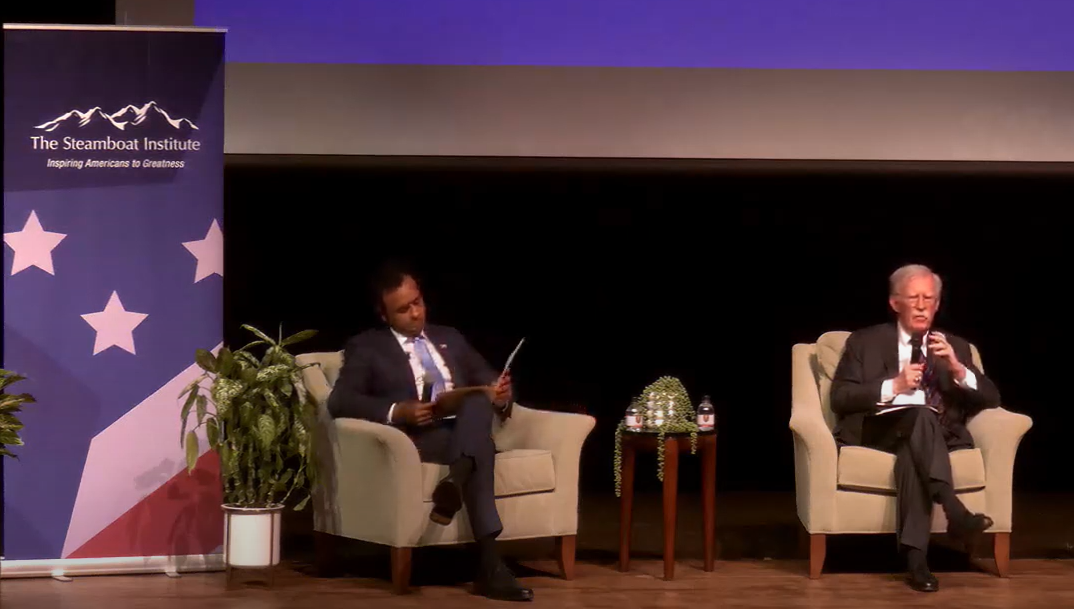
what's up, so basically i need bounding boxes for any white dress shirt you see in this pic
[879,325,978,404]
[385,328,455,423]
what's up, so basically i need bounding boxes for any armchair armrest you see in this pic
[966,407,1033,531]
[316,418,427,547]
[493,405,596,535]
[789,411,839,532]
[790,344,838,532]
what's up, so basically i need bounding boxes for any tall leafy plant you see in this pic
[0,369,36,458]
[180,324,319,510]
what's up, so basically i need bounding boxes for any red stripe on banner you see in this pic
[67,451,224,559]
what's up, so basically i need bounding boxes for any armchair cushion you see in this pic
[837,446,986,494]
[419,449,556,501]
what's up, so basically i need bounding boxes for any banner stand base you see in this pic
[0,553,225,579]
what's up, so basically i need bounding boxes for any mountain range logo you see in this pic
[34,101,198,132]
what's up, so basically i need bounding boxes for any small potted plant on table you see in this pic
[614,375,700,496]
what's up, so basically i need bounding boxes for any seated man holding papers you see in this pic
[327,260,532,602]
[830,264,1000,593]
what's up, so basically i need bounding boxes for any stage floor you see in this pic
[3,492,1072,608]
[3,558,1073,609]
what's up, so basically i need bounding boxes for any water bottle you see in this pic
[625,402,643,431]
[697,395,715,431]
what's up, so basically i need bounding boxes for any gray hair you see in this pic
[889,264,942,296]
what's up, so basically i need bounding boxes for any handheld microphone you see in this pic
[421,372,435,403]
[909,332,925,364]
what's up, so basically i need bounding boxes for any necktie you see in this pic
[922,356,947,426]
[412,336,446,400]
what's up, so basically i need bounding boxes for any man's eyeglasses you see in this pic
[900,294,936,306]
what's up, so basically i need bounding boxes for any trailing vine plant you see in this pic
[614,376,698,497]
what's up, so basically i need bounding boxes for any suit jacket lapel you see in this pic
[425,326,465,386]
[881,322,900,377]
[378,328,418,399]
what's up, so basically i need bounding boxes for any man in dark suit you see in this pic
[327,261,532,602]
[830,264,1000,592]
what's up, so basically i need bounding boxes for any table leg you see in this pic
[618,442,637,572]
[662,437,680,580]
[702,436,717,571]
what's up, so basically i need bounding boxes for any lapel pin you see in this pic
[439,344,447,349]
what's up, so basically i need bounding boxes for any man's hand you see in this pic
[893,362,926,395]
[491,372,512,409]
[393,400,435,426]
[928,332,966,380]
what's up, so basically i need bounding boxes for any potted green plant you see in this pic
[179,324,318,570]
[1,369,36,578]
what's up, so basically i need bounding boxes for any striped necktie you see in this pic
[412,336,446,400]
[921,356,947,425]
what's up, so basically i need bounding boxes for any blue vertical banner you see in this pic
[3,25,226,570]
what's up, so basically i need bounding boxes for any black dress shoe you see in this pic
[474,561,534,602]
[948,512,994,543]
[907,567,939,592]
[429,476,463,526]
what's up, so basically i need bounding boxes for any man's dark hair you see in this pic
[369,259,417,310]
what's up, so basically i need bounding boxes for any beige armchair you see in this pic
[790,332,1032,579]
[296,351,596,593]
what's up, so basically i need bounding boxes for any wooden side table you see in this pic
[618,430,717,580]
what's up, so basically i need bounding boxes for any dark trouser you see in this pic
[861,408,974,551]
[408,394,502,539]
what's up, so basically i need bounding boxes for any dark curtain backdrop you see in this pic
[224,157,1070,495]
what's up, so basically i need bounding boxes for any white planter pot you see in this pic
[222,504,283,568]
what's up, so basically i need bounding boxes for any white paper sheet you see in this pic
[875,403,939,416]
[501,338,525,377]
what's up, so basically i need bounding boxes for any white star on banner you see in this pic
[182,219,224,282]
[81,291,149,355]
[3,210,67,276]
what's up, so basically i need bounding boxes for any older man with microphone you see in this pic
[829,264,1001,592]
